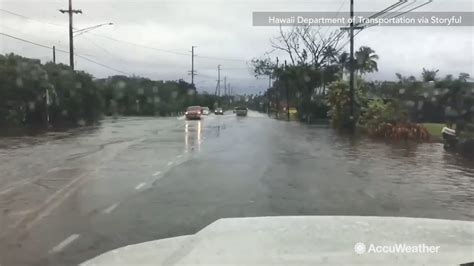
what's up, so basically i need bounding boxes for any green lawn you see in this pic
[423,123,445,137]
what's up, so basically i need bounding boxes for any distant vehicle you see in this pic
[185,106,202,120]
[201,107,210,115]
[215,108,224,115]
[235,107,248,116]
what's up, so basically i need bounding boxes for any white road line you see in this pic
[176,155,182,158]
[0,187,14,196]
[22,171,92,232]
[135,182,146,190]
[152,171,162,176]
[167,161,173,166]
[49,234,80,254]
[102,203,119,214]
[365,190,375,199]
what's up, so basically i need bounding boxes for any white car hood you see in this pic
[82,216,474,266]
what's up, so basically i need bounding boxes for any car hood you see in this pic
[82,216,474,266]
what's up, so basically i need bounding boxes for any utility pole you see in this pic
[267,72,272,115]
[285,60,290,121]
[189,46,196,86]
[275,57,280,119]
[60,0,82,71]
[340,0,363,128]
[53,46,56,63]
[349,0,355,128]
[223,76,227,96]
[215,64,221,96]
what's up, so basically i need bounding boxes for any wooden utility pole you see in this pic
[215,64,221,96]
[223,76,227,96]
[349,0,355,127]
[275,57,279,119]
[285,60,290,121]
[53,46,56,63]
[190,46,196,86]
[60,0,82,70]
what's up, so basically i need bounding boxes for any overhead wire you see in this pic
[0,32,131,75]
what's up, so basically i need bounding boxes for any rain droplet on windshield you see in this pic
[405,100,415,107]
[115,81,126,89]
[16,78,23,87]
[77,119,86,126]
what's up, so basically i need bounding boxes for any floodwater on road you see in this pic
[0,113,473,265]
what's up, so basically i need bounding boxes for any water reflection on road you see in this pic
[184,120,202,153]
[0,114,473,265]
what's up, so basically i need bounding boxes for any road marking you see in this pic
[152,171,162,176]
[0,187,14,196]
[16,171,92,234]
[135,182,146,190]
[9,209,35,217]
[49,234,80,254]
[365,190,375,199]
[167,161,173,166]
[102,203,119,214]
[176,154,182,158]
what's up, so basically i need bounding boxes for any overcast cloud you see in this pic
[0,0,472,94]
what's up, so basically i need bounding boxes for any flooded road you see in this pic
[0,113,473,265]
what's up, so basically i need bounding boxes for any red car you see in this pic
[185,106,202,120]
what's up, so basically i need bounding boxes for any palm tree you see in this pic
[355,46,379,75]
[421,68,439,82]
[337,51,350,76]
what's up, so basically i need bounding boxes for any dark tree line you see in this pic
[0,53,227,132]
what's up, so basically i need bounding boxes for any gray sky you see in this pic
[0,0,473,94]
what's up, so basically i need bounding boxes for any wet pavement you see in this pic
[0,112,473,265]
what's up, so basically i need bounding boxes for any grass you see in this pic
[422,123,445,138]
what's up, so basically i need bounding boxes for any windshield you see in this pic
[0,0,473,265]
[187,106,201,111]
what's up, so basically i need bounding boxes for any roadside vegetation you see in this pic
[250,25,473,143]
[0,53,241,133]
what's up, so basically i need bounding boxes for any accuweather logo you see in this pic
[354,242,440,254]
[354,242,367,254]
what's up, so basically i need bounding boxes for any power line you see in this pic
[195,55,248,62]
[320,0,346,40]
[0,32,62,51]
[335,0,434,53]
[0,8,249,64]
[0,9,67,28]
[86,32,190,56]
[0,32,130,75]
[87,32,249,62]
[75,54,130,75]
[358,0,434,30]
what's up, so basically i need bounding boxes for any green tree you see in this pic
[355,46,379,75]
